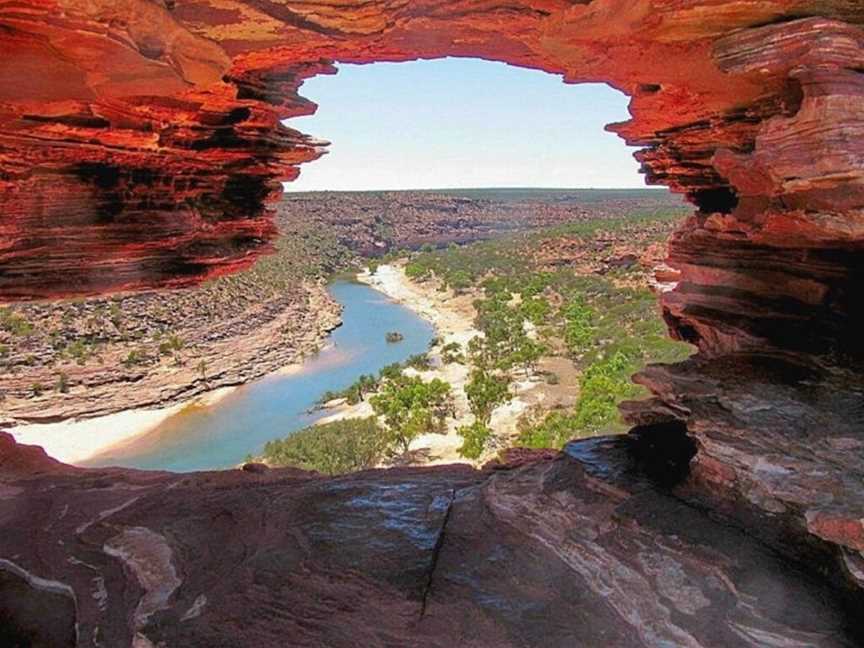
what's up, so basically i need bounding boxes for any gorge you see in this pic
[2,1,864,646]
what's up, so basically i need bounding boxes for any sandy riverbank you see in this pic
[5,387,237,465]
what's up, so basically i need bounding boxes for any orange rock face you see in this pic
[1,1,861,299]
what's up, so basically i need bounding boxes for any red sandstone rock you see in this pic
[3,3,864,643]
[0,432,859,647]
[1,1,862,298]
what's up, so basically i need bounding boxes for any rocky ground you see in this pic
[1,431,859,648]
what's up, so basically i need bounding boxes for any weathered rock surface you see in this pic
[622,352,864,600]
[3,2,864,644]
[1,1,862,298]
[1,432,860,647]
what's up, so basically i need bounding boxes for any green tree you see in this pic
[457,421,493,460]
[464,369,510,424]
[563,296,595,353]
[370,376,453,453]
[511,337,545,374]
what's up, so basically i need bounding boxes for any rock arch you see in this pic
[1,3,864,641]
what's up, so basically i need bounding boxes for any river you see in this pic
[82,279,435,472]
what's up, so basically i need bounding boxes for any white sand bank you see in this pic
[7,387,236,465]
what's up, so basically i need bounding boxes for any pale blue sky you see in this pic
[283,58,644,191]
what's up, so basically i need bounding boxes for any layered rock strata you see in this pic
[2,1,864,644]
[1,433,860,647]
[0,1,861,298]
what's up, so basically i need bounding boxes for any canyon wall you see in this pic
[1,1,860,299]
[2,1,864,645]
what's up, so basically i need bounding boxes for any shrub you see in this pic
[0,309,33,336]
[404,262,429,280]
[379,363,403,381]
[405,353,432,371]
[64,339,92,365]
[441,341,464,364]
[457,421,493,460]
[319,374,379,406]
[516,409,576,449]
[262,417,386,475]
[519,296,551,325]
[158,334,184,356]
[563,296,595,353]
[464,369,510,424]
[385,331,404,343]
[122,349,147,369]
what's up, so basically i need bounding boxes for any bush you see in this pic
[516,409,576,449]
[519,296,551,325]
[457,421,493,460]
[385,331,404,343]
[122,349,148,369]
[441,341,464,364]
[320,374,379,405]
[563,297,595,353]
[404,262,430,280]
[0,309,33,336]
[158,334,184,356]
[379,363,403,381]
[405,353,432,371]
[64,339,93,365]
[262,417,386,475]
[464,369,510,424]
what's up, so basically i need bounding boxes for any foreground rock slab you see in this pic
[0,433,857,647]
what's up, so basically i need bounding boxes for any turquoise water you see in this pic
[83,280,434,472]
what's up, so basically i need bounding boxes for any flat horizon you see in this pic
[283,186,669,194]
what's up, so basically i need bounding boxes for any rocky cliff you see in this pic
[2,1,864,645]
[1,1,861,299]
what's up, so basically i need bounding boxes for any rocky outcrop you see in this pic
[1,432,860,647]
[3,2,864,644]
[0,1,861,298]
